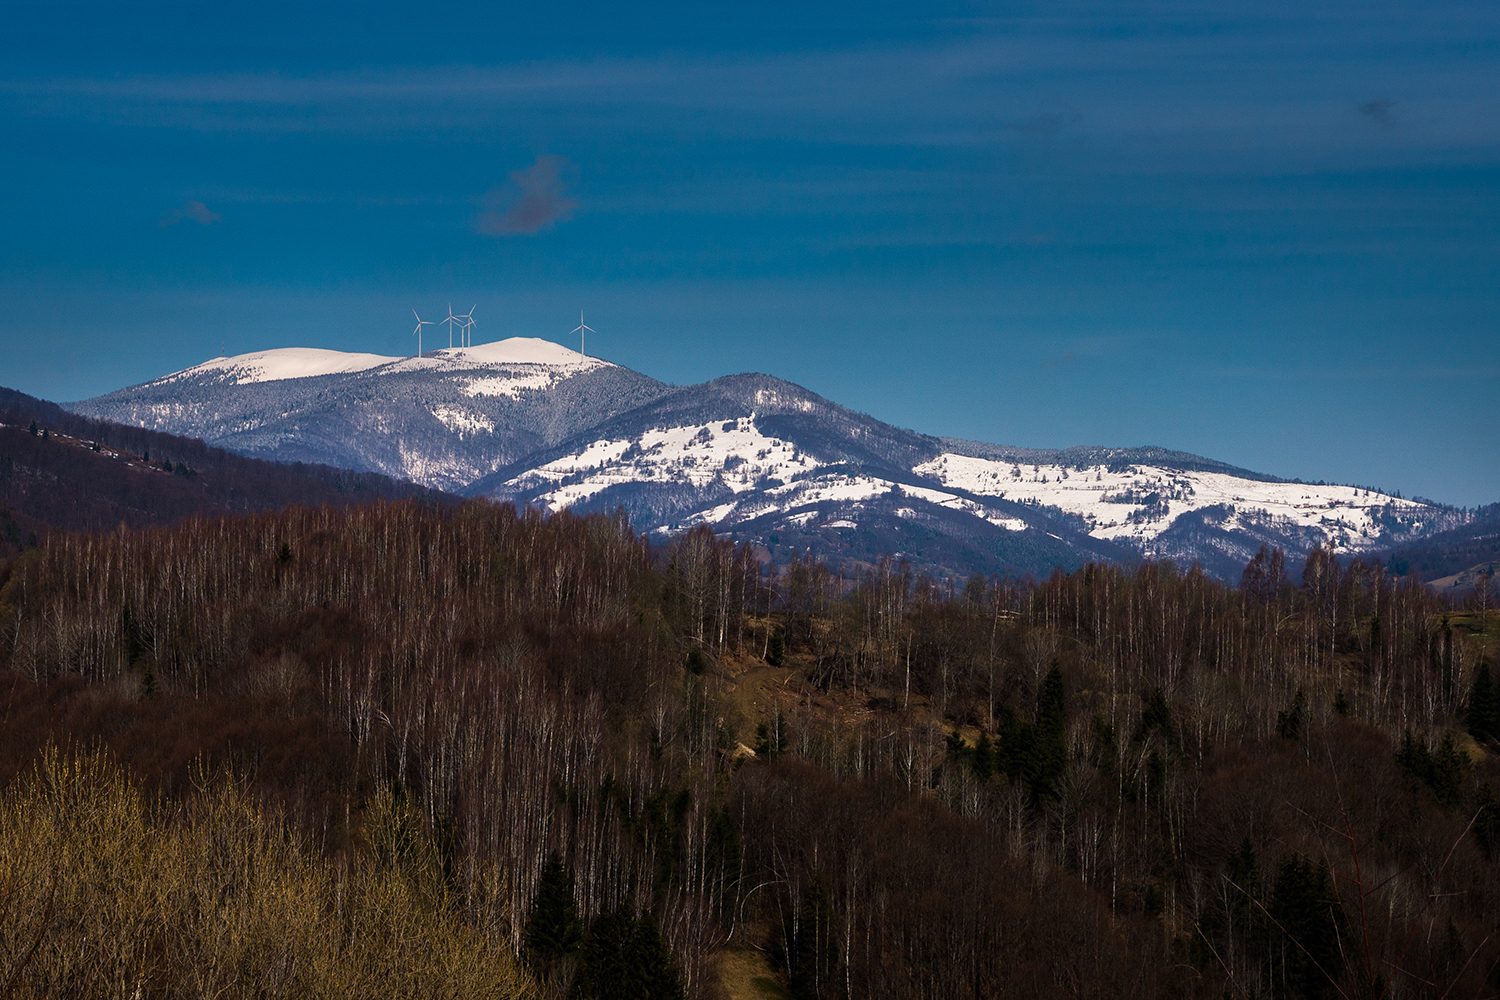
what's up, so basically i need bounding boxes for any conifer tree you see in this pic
[1027,664,1067,801]
[790,872,837,1000]
[577,908,684,1000]
[971,731,995,782]
[1467,661,1498,744]
[526,850,583,969]
[1268,855,1345,999]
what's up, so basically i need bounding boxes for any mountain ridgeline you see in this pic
[69,339,1478,581]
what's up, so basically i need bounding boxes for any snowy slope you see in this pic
[71,340,665,493]
[914,453,1434,553]
[72,346,1470,580]
[472,373,1457,577]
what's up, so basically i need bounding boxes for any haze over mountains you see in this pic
[70,339,1482,580]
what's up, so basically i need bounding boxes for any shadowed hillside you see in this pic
[1,385,452,556]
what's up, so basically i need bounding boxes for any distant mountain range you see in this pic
[66,339,1482,580]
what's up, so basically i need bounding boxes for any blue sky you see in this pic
[2,1,1497,505]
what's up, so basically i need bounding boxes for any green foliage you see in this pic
[993,674,1069,805]
[789,872,837,1000]
[705,806,743,922]
[1133,688,1177,747]
[1267,855,1345,999]
[1397,730,1466,811]
[1475,784,1500,861]
[1467,661,1498,743]
[576,908,684,1000]
[1276,687,1308,741]
[1089,714,1118,786]
[120,603,149,666]
[766,627,785,666]
[971,731,995,782]
[755,711,788,760]
[945,727,967,762]
[1026,664,1068,802]
[639,787,694,891]
[526,850,583,965]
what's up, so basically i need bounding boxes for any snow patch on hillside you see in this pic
[508,417,823,510]
[915,453,1427,551]
[166,348,399,385]
[430,406,495,436]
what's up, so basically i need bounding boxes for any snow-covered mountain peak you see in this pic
[443,337,608,368]
[166,347,400,386]
[390,338,615,398]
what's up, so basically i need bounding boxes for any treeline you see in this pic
[2,503,1498,998]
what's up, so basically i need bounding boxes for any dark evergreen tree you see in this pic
[789,872,837,1000]
[1276,687,1308,741]
[627,913,685,1000]
[1026,664,1067,802]
[705,806,743,923]
[1224,836,1261,934]
[755,711,788,760]
[577,908,684,1000]
[1268,855,1345,999]
[1133,688,1177,747]
[526,850,583,967]
[578,908,633,998]
[944,728,968,764]
[971,731,995,782]
[766,627,785,666]
[1467,661,1498,744]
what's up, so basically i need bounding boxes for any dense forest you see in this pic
[1,499,1498,998]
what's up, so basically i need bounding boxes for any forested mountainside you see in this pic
[3,500,1498,998]
[0,385,451,556]
[1377,502,1500,592]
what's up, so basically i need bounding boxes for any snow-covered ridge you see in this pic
[158,338,611,390]
[165,348,401,386]
[492,418,1034,536]
[507,417,819,510]
[915,453,1427,551]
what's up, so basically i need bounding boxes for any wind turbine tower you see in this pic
[443,304,462,350]
[412,310,434,358]
[570,309,595,358]
[457,305,477,348]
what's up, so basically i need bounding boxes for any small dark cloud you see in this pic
[1358,98,1396,126]
[159,199,222,227]
[477,155,579,236]
[1040,350,1077,370]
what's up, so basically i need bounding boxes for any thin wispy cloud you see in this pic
[6,16,1496,171]
[477,156,578,236]
[159,199,222,226]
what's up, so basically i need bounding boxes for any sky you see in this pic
[1,1,1497,506]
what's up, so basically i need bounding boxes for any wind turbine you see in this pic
[442,304,463,349]
[569,309,594,358]
[456,305,477,348]
[412,310,434,358]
